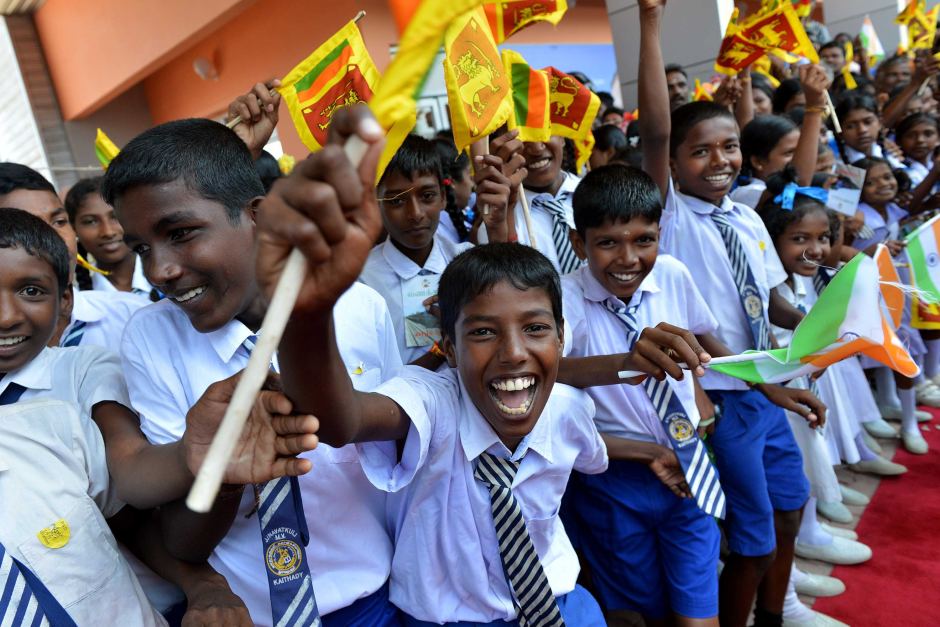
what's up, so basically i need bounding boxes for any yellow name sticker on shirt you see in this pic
[759,240,766,251]
[37,519,70,549]
[351,361,365,375]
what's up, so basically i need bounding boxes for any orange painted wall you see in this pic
[33,0,255,120]
[142,0,613,158]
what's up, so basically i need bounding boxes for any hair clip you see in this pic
[442,178,453,186]
[773,182,829,210]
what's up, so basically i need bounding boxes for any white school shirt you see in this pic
[852,201,908,251]
[561,257,719,446]
[903,158,933,189]
[770,275,817,347]
[90,256,154,303]
[355,366,608,624]
[729,178,767,209]
[844,143,905,170]
[0,347,165,626]
[359,234,472,365]
[64,289,148,348]
[659,179,788,391]
[478,171,581,273]
[121,282,401,624]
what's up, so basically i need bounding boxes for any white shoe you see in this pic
[915,381,940,407]
[864,418,898,438]
[848,456,908,476]
[793,572,846,597]
[821,522,858,540]
[881,405,932,422]
[931,373,940,387]
[839,484,870,505]
[861,429,884,453]
[783,610,850,627]
[902,430,929,454]
[817,500,853,524]
[795,535,873,564]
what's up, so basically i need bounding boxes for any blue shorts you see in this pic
[323,581,399,627]
[401,584,605,626]
[570,462,719,619]
[708,389,811,556]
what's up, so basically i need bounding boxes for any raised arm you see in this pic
[256,106,412,447]
[793,64,831,186]
[638,0,670,198]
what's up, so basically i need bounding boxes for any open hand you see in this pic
[624,322,711,381]
[227,80,281,160]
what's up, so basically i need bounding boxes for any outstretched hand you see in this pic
[255,104,385,314]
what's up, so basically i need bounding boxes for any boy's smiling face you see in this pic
[116,180,264,333]
[0,189,78,273]
[671,116,742,205]
[377,170,443,261]
[444,280,563,451]
[522,136,565,194]
[572,216,659,302]
[0,246,63,374]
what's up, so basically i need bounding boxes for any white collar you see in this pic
[0,347,55,394]
[525,171,580,203]
[205,317,256,364]
[380,236,448,281]
[578,263,660,309]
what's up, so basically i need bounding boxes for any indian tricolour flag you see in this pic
[709,253,919,383]
[502,49,551,142]
[905,213,940,303]
[859,15,885,64]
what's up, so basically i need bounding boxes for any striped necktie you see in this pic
[474,452,564,627]
[240,337,320,627]
[0,542,77,626]
[60,321,86,347]
[812,267,832,296]
[710,211,772,351]
[603,298,726,518]
[531,195,581,274]
[0,383,26,406]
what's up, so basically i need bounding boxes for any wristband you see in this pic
[804,105,827,115]
[698,415,716,428]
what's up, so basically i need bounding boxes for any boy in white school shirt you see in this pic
[253,106,713,626]
[0,208,318,626]
[105,116,403,626]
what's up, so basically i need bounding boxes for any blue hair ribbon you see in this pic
[773,182,828,210]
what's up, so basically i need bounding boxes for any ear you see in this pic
[557,317,565,353]
[246,196,264,225]
[59,284,73,321]
[751,154,766,172]
[441,335,458,369]
[569,229,587,261]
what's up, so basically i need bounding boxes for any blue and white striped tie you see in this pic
[475,453,564,627]
[0,541,79,626]
[813,267,832,296]
[60,321,86,347]
[531,195,581,274]
[241,336,320,627]
[710,211,772,351]
[604,298,726,518]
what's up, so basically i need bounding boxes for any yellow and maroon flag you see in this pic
[443,6,513,153]
[483,0,567,43]
[737,1,819,64]
[896,0,926,24]
[95,128,120,169]
[715,8,767,75]
[907,5,939,50]
[543,66,599,171]
[501,49,551,142]
[693,78,714,102]
[278,20,380,153]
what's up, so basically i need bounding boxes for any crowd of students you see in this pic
[0,0,937,625]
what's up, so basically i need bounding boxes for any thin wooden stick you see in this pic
[225,10,367,131]
[519,190,537,248]
[616,352,766,380]
[824,91,842,134]
[187,134,369,513]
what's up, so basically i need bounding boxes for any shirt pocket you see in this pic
[19,498,119,609]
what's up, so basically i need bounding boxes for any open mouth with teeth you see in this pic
[609,271,641,284]
[489,375,538,417]
[703,173,734,188]
[527,157,551,171]
[172,285,207,304]
[0,336,27,347]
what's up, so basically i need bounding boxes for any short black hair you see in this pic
[0,162,56,197]
[670,101,736,156]
[439,243,562,342]
[819,40,844,54]
[379,134,444,189]
[835,92,878,121]
[254,150,281,194]
[64,176,104,223]
[665,63,687,79]
[772,78,803,114]
[896,112,940,140]
[101,118,264,224]
[603,106,624,118]
[0,207,70,296]
[572,164,662,237]
[751,73,775,101]
[741,114,798,176]
[596,91,614,110]
[593,124,627,152]
[758,167,834,246]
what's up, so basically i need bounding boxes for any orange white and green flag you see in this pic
[443,5,513,153]
[542,66,599,170]
[501,49,551,142]
[278,20,380,153]
[710,253,919,383]
[904,213,940,328]
[483,0,567,43]
[95,128,120,169]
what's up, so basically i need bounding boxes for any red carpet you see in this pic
[814,412,940,626]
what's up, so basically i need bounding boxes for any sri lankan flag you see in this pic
[543,66,599,171]
[483,0,567,43]
[907,5,939,50]
[896,0,926,24]
[693,78,714,102]
[95,128,120,169]
[443,6,512,153]
[502,49,550,142]
[737,1,819,64]
[278,20,380,153]
[715,8,767,75]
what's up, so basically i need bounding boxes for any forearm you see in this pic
[697,333,733,359]
[735,71,755,130]
[793,110,823,185]
[769,287,804,330]
[881,82,919,130]
[158,487,244,562]
[638,6,670,195]
[909,168,940,213]
[601,434,670,463]
[558,354,634,388]
[109,440,193,509]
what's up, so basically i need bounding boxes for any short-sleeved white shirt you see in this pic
[562,257,719,445]
[478,171,581,273]
[359,234,472,365]
[0,348,165,626]
[852,201,908,251]
[729,178,767,209]
[660,180,788,390]
[64,289,148,348]
[121,282,402,624]
[355,366,607,623]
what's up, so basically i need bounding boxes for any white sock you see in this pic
[875,367,900,408]
[900,387,919,435]
[797,497,833,546]
[783,571,815,621]
[855,432,879,461]
[927,340,940,379]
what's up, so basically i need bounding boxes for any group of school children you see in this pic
[0,1,936,626]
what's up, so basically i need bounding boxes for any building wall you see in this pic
[63,83,154,171]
